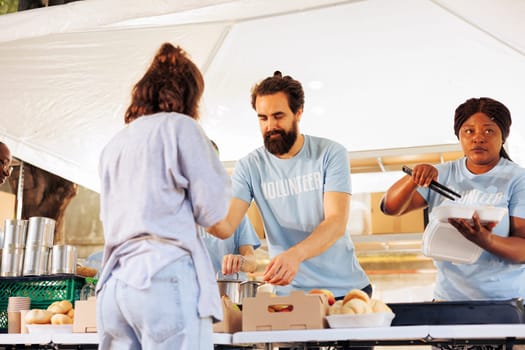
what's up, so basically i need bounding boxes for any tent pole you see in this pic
[16,161,24,220]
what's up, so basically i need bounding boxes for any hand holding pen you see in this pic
[402,165,461,201]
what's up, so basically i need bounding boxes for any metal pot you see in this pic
[3,219,28,249]
[217,278,265,305]
[22,244,51,276]
[50,244,77,274]
[1,247,25,277]
[26,217,55,248]
[217,273,242,304]
[239,280,265,301]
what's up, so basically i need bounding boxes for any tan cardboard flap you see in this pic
[73,298,97,333]
[213,295,242,333]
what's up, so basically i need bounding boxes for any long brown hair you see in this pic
[124,43,204,124]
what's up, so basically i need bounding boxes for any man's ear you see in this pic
[295,108,303,122]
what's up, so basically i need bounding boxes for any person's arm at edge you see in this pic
[238,245,257,273]
[207,197,250,240]
[221,245,257,275]
[264,191,349,285]
[291,191,350,259]
[381,175,428,216]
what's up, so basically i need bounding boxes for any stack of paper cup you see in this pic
[7,297,31,333]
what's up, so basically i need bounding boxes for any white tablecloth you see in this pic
[0,325,523,347]
[233,324,525,347]
[233,325,430,344]
[0,332,232,345]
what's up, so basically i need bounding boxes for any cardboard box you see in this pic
[213,296,242,333]
[242,290,328,331]
[73,296,97,333]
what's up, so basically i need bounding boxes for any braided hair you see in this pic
[250,71,305,114]
[454,97,512,160]
[124,43,204,124]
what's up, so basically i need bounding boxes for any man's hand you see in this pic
[262,250,301,286]
[221,254,245,275]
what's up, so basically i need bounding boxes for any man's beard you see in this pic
[264,122,298,155]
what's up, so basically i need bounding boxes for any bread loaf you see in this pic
[24,309,53,324]
[332,290,392,316]
[47,300,73,314]
[370,299,392,313]
[51,313,73,325]
[76,265,98,277]
[341,298,372,314]
[328,300,344,315]
[342,289,370,305]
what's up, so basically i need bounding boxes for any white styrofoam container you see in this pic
[432,205,507,224]
[432,206,475,222]
[325,312,395,328]
[476,207,508,223]
[26,324,73,334]
[422,221,482,264]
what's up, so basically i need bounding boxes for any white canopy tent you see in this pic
[0,0,524,193]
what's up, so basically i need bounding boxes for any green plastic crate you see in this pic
[0,275,86,332]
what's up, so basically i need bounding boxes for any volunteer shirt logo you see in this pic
[460,189,504,206]
[262,172,322,199]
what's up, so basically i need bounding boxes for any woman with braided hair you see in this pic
[97,43,232,350]
[381,97,525,349]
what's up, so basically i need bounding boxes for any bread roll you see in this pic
[47,300,73,314]
[24,309,53,324]
[370,299,392,313]
[67,308,75,319]
[342,289,370,305]
[328,300,344,315]
[51,313,73,325]
[341,298,372,315]
[76,265,98,277]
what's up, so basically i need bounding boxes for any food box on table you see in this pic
[213,295,242,333]
[73,296,97,333]
[242,290,329,331]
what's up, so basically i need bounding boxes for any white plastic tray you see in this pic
[26,324,73,334]
[422,221,483,264]
[326,312,395,328]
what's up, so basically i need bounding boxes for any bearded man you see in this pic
[208,71,371,300]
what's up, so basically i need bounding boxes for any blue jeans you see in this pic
[97,255,213,350]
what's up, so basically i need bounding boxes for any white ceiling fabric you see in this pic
[0,0,524,192]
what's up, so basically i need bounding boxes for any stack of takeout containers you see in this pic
[7,296,30,333]
[22,217,55,276]
[1,219,28,277]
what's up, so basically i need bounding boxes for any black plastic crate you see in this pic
[388,298,525,326]
[0,274,86,332]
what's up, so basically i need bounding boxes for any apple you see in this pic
[268,304,293,312]
[308,289,336,305]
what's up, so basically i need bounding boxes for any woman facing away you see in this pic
[96,43,233,350]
